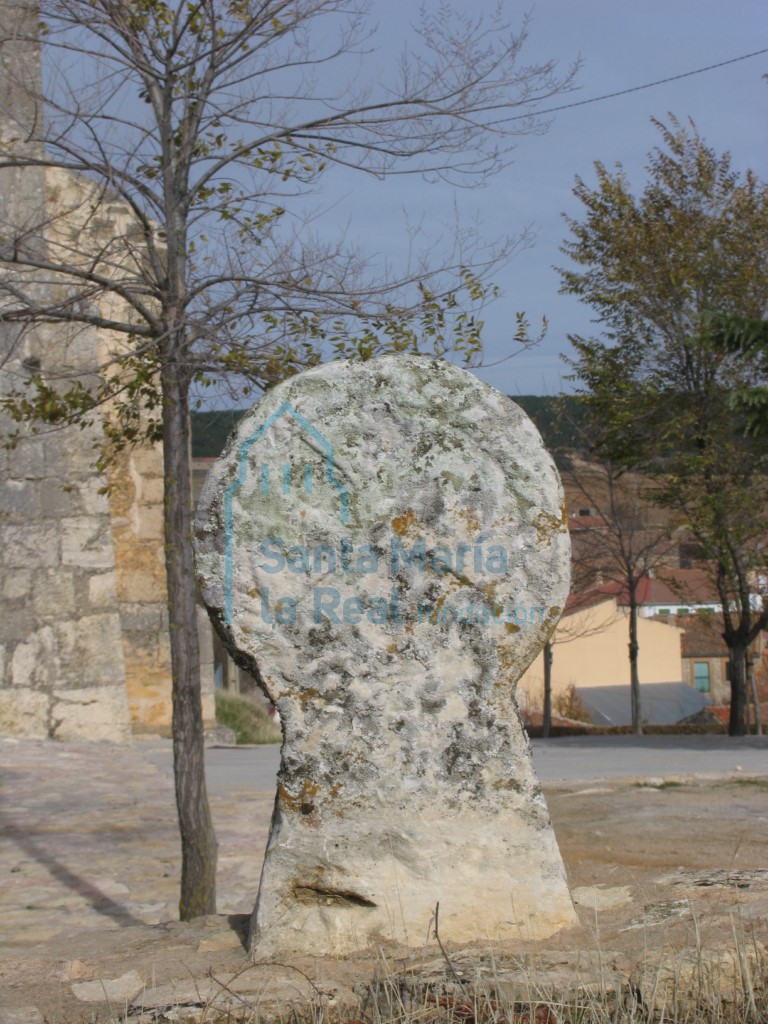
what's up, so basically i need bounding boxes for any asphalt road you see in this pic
[143,734,768,796]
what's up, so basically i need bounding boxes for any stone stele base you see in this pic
[194,354,578,955]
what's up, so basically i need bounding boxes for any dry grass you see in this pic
[214,692,282,745]
[122,928,767,1024]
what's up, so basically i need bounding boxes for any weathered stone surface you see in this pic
[572,885,633,910]
[0,687,49,738]
[0,607,35,646]
[72,970,144,1003]
[2,569,33,600]
[7,440,45,480]
[0,1008,45,1024]
[1,524,59,568]
[51,686,131,743]
[60,516,115,570]
[72,614,126,686]
[87,571,119,608]
[0,479,40,517]
[32,571,76,619]
[195,354,576,955]
[10,627,57,689]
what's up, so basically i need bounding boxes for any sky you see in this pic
[309,0,768,397]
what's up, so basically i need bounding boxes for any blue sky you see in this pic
[313,0,767,396]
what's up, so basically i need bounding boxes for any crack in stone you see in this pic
[293,884,376,908]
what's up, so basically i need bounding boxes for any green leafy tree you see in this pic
[0,0,573,917]
[710,314,768,434]
[559,117,768,736]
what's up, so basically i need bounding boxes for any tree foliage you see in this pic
[709,313,768,435]
[559,117,768,736]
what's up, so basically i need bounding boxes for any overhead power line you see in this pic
[504,47,768,123]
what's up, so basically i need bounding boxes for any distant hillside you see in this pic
[191,395,586,459]
[511,395,588,456]
[191,409,247,458]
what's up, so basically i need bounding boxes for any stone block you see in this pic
[1,523,59,567]
[33,570,77,618]
[0,1006,45,1024]
[130,445,164,478]
[60,329,99,369]
[0,686,49,738]
[39,482,76,518]
[104,454,135,518]
[125,640,171,673]
[61,515,115,569]
[135,504,164,541]
[139,474,165,505]
[51,685,131,743]
[43,428,104,478]
[11,625,57,690]
[116,567,165,604]
[119,602,165,635]
[0,606,33,645]
[0,479,41,518]
[2,569,33,600]
[73,613,125,686]
[195,354,576,956]
[201,691,216,727]
[7,438,45,479]
[72,970,144,1004]
[127,691,172,732]
[87,571,119,608]
[77,476,111,517]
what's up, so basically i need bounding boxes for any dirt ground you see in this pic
[1,744,767,1023]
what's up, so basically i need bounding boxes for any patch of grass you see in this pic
[721,776,768,790]
[634,780,686,790]
[215,692,282,745]
[552,683,592,723]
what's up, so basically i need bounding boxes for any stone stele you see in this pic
[194,354,577,955]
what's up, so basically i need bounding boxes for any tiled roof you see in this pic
[635,568,721,607]
[566,568,721,614]
[675,613,729,657]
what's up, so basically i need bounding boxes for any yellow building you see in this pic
[518,594,685,717]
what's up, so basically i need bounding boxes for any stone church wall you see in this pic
[0,6,212,739]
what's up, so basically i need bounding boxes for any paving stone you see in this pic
[72,969,144,1002]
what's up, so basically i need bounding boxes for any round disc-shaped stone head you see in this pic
[194,354,576,953]
[195,354,569,700]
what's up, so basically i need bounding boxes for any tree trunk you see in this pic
[749,665,763,737]
[727,646,749,737]
[543,641,553,738]
[629,599,642,735]
[162,363,218,919]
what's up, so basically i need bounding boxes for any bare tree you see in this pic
[0,0,576,917]
[562,456,677,734]
[539,543,611,736]
[540,613,606,736]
